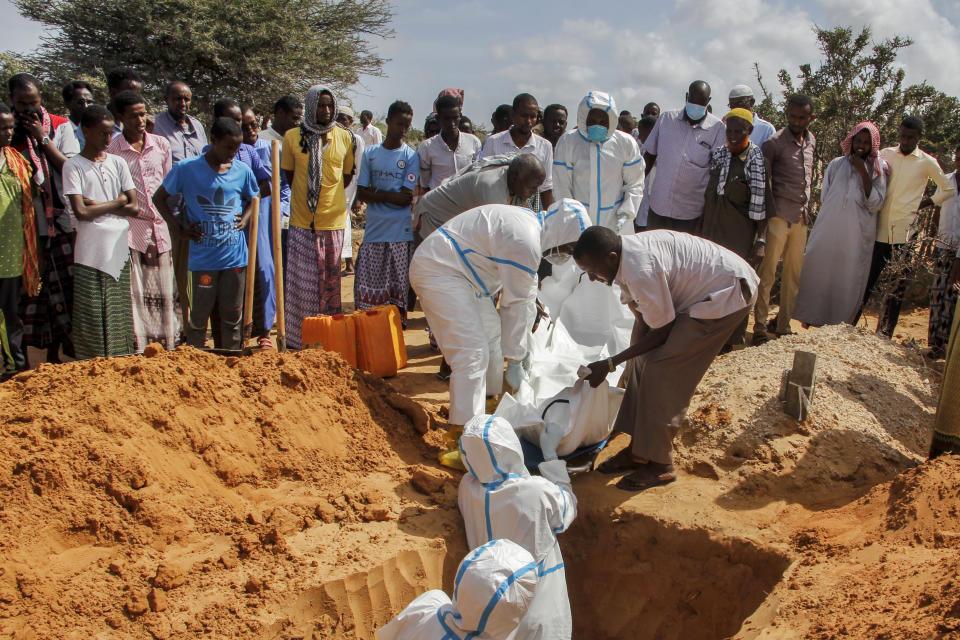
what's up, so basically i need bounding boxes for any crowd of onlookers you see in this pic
[1,67,957,383]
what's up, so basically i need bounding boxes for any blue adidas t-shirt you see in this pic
[357,143,419,242]
[162,154,260,271]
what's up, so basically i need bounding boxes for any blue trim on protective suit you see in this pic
[439,227,491,296]
[538,560,565,577]
[438,228,537,297]
[553,487,568,533]
[454,540,498,600]
[465,560,539,639]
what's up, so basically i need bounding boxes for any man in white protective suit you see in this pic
[409,198,591,468]
[376,538,539,640]
[553,91,646,233]
[458,414,577,639]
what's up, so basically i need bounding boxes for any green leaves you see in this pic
[755,25,960,208]
[5,0,393,118]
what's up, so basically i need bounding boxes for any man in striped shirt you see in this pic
[642,81,725,234]
[107,91,179,351]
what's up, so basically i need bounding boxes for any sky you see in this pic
[2,0,959,128]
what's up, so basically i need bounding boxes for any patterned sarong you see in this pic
[353,241,413,316]
[285,225,343,350]
[130,241,181,352]
[72,263,135,360]
[21,230,73,349]
[932,296,960,457]
[928,247,958,355]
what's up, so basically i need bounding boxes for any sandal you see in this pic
[258,337,274,350]
[595,448,646,475]
[615,462,677,491]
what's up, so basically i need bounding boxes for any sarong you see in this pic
[72,262,135,360]
[614,308,749,464]
[928,248,958,355]
[932,296,960,458]
[285,225,343,350]
[20,232,73,349]
[130,241,181,352]
[353,241,413,315]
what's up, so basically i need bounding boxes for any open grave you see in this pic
[0,322,951,639]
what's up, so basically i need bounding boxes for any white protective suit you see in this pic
[377,538,539,640]
[458,415,577,639]
[553,91,646,232]
[409,199,590,424]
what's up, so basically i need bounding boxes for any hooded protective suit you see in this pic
[553,91,645,232]
[458,415,577,639]
[409,199,590,424]
[377,538,539,640]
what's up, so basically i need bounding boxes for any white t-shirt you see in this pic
[614,230,759,329]
[936,171,960,249]
[357,123,382,148]
[417,132,482,190]
[62,154,135,279]
[480,129,553,192]
[35,120,83,235]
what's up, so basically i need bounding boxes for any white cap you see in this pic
[728,84,754,99]
[339,105,355,118]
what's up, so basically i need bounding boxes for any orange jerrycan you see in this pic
[301,314,358,367]
[355,306,407,377]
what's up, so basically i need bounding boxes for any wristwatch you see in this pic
[40,135,51,146]
[607,357,615,372]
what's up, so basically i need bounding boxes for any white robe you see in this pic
[794,156,887,326]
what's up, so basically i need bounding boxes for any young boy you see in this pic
[354,100,418,323]
[153,118,259,351]
[62,105,139,360]
[0,104,39,375]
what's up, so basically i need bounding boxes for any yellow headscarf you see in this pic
[725,108,754,124]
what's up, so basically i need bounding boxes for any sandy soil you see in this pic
[2,275,954,640]
[0,347,463,639]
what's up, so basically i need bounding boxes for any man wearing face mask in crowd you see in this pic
[553,91,645,233]
[642,81,725,234]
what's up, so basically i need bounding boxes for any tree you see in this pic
[10,0,393,116]
[755,26,960,177]
[754,25,960,324]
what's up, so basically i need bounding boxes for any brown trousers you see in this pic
[614,306,750,464]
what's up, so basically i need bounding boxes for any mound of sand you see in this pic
[739,454,960,639]
[0,322,952,640]
[678,324,936,508]
[0,347,464,639]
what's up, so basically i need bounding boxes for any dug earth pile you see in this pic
[0,347,465,639]
[0,324,953,639]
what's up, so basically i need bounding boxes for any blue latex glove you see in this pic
[505,360,524,390]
